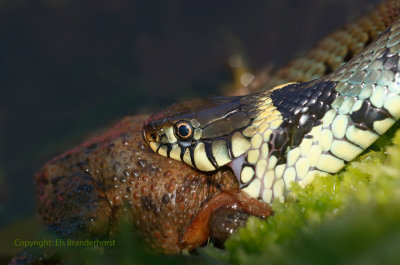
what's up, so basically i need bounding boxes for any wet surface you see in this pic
[0,0,375,227]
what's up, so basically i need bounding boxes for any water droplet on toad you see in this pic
[138,160,147,168]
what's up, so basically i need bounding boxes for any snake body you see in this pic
[144,3,400,203]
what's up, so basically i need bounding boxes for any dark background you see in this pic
[0,0,378,228]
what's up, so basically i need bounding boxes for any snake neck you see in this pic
[236,19,400,203]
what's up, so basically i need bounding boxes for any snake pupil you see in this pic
[179,125,189,136]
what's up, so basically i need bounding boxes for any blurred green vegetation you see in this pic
[52,221,210,265]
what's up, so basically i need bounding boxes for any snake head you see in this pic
[143,99,205,155]
[143,96,260,172]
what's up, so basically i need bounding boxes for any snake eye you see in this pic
[175,121,193,140]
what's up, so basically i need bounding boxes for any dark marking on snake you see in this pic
[267,80,339,165]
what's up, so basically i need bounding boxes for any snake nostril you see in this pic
[145,131,159,142]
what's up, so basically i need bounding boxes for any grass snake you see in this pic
[144,0,400,204]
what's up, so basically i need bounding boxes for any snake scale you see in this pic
[144,0,400,204]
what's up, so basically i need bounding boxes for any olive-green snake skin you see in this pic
[144,0,400,203]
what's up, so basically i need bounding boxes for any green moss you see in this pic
[205,127,400,265]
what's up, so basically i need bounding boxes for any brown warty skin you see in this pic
[34,115,271,254]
